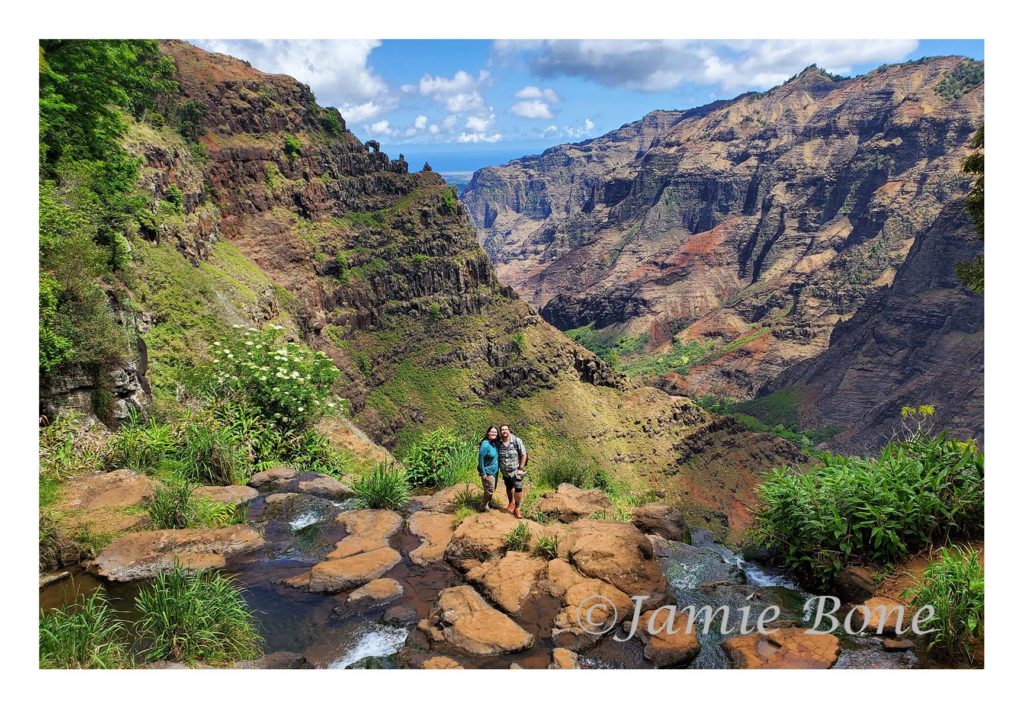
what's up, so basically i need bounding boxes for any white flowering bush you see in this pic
[207,325,345,432]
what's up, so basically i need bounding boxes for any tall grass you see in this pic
[39,591,131,669]
[134,565,261,666]
[536,456,613,492]
[146,476,240,530]
[751,433,984,587]
[402,428,476,489]
[503,522,532,552]
[908,546,984,663]
[353,461,410,510]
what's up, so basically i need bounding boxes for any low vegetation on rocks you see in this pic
[353,461,410,510]
[907,546,984,663]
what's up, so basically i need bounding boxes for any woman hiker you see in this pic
[477,425,499,511]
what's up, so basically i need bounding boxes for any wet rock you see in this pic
[883,637,915,651]
[551,578,634,650]
[465,551,547,616]
[834,566,877,603]
[248,467,297,489]
[61,469,156,510]
[659,540,746,589]
[231,652,308,669]
[549,647,579,669]
[631,609,700,668]
[421,656,464,669]
[382,604,419,627]
[563,519,668,603]
[87,525,264,581]
[328,509,402,558]
[411,483,477,513]
[264,492,299,506]
[536,483,612,522]
[302,547,403,593]
[194,485,258,506]
[298,475,354,500]
[407,511,455,566]
[39,570,71,588]
[631,503,690,542]
[445,510,544,571]
[723,627,841,669]
[849,597,909,635]
[419,585,534,656]
[347,578,404,605]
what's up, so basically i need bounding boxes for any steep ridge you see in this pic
[109,40,806,541]
[463,59,984,448]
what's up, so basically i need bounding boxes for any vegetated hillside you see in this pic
[463,58,984,450]
[42,40,806,541]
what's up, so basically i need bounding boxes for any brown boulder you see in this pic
[723,627,841,669]
[194,485,258,506]
[549,648,579,669]
[552,578,635,650]
[631,503,689,542]
[248,467,297,488]
[564,519,667,603]
[419,585,534,656]
[327,509,402,559]
[298,475,354,500]
[87,525,264,582]
[347,578,404,605]
[421,656,464,669]
[834,566,877,603]
[536,484,612,522]
[465,551,548,616]
[412,483,478,513]
[849,597,909,635]
[445,510,543,571]
[407,511,455,566]
[305,547,402,592]
[633,609,700,668]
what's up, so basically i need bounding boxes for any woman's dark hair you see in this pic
[481,425,498,444]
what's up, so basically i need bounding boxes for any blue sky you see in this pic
[193,39,983,175]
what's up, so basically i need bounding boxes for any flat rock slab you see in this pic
[536,483,612,522]
[549,648,579,669]
[445,510,544,571]
[328,509,402,559]
[849,597,909,635]
[723,627,841,669]
[87,525,264,582]
[564,519,668,602]
[249,467,354,501]
[411,483,477,513]
[303,546,402,593]
[419,585,534,656]
[194,485,258,506]
[407,511,455,566]
[298,476,354,500]
[61,469,154,510]
[465,551,547,616]
[421,656,464,669]
[347,578,404,605]
[248,467,297,489]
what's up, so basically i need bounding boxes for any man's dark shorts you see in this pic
[503,472,525,492]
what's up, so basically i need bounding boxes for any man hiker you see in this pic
[497,424,527,518]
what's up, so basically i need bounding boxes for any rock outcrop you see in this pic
[722,626,841,669]
[419,585,535,656]
[536,483,613,522]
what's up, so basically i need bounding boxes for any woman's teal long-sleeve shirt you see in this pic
[478,439,499,476]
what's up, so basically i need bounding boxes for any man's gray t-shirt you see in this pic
[497,436,526,474]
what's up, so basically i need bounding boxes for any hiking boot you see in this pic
[513,508,522,519]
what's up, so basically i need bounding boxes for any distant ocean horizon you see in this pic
[385,145,552,180]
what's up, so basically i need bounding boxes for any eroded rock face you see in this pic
[631,503,690,542]
[462,58,984,451]
[407,511,455,566]
[87,525,264,581]
[722,626,841,669]
[194,485,258,506]
[465,551,548,616]
[563,519,668,603]
[536,483,612,522]
[419,585,534,656]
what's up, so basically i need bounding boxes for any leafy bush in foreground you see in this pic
[134,565,261,666]
[354,461,410,510]
[39,591,131,669]
[908,546,984,663]
[402,428,469,488]
[750,432,983,587]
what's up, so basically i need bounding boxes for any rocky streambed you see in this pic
[40,471,920,669]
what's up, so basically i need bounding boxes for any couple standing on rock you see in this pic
[477,425,527,518]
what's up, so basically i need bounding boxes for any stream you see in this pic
[40,481,918,669]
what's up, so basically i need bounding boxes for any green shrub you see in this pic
[134,565,261,666]
[174,419,248,486]
[354,461,410,510]
[176,99,207,142]
[402,428,474,489]
[503,522,532,552]
[907,546,984,663]
[534,533,559,559]
[537,456,613,492]
[283,134,302,159]
[202,325,345,433]
[106,414,175,474]
[750,433,984,587]
[40,591,131,669]
[146,476,240,530]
